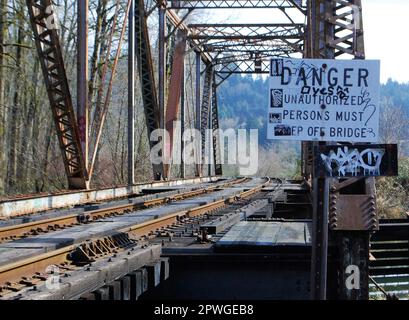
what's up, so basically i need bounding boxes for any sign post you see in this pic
[267,57,390,299]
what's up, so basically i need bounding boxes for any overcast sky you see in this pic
[363,0,409,83]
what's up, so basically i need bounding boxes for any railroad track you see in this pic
[0,178,247,243]
[0,178,272,299]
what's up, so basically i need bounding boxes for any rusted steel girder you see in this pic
[164,30,188,179]
[77,0,89,173]
[165,9,212,65]
[135,0,164,179]
[200,67,213,175]
[26,0,88,189]
[211,73,222,176]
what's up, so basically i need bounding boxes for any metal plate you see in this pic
[314,144,398,178]
[329,194,378,231]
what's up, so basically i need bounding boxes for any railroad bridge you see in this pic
[0,0,407,300]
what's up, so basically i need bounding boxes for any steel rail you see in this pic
[0,178,247,243]
[0,245,75,289]
[0,178,269,296]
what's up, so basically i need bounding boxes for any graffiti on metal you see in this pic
[314,144,398,178]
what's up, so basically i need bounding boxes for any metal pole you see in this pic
[77,0,89,172]
[208,101,212,176]
[195,52,201,177]
[308,0,333,300]
[128,0,135,186]
[310,176,329,299]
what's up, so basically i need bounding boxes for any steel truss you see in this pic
[202,39,301,53]
[200,67,213,171]
[26,0,88,189]
[169,0,306,11]
[26,0,367,189]
[211,73,222,175]
[188,24,304,40]
[135,0,164,178]
[213,49,297,74]
[216,59,270,74]
[307,0,365,59]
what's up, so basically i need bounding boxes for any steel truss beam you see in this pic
[169,0,306,11]
[216,59,270,74]
[26,0,88,189]
[202,39,301,53]
[200,67,213,169]
[135,0,164,178]
[214,72,232,87]
[164,30,187,179]
[215,50,292,65]
[307,0,364,59]
[188,23,304,40]
[211,73,222,175]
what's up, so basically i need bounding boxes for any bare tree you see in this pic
[379,97,409,157]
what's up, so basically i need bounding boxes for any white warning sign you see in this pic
[267,58,381,142]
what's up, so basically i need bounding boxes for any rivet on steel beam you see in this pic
[369,206,376,212]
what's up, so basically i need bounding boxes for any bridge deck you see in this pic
[216,221,312,247]
[0,179,264,266]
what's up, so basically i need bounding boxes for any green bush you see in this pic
[376,157,409,219]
